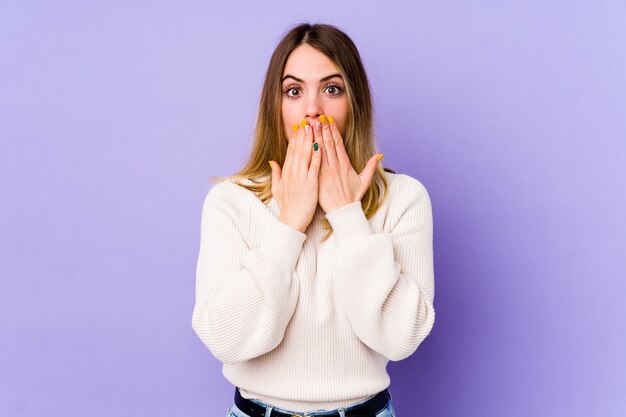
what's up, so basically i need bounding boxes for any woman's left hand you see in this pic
[312,115,383,214]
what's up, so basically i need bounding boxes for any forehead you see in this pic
[283,44,339,79]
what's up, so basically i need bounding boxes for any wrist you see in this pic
[279,216,307,233]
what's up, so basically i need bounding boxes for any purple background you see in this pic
[1,2,625,416]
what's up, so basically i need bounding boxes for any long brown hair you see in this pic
[209,22,396,241]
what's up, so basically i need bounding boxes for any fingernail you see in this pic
[300,119,307,128]
[319,115,327,123]
[313,142,319,151]
[328,115,334,124]
[377,154,384,161]
[305,124,311,133]
[292,123,299,131]
[268,161,273,168]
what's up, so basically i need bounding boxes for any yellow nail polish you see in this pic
[328,115,334,124]
[377,154,384,161]
[293,123,299,131]
[319,115,327,123]
[268,161,273,168]
[300,119,307,128]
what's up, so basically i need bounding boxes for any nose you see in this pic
[304,94,323,124]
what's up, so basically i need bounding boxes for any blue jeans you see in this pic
[226,391,396,417]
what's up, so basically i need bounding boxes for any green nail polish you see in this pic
[313,142,319,151]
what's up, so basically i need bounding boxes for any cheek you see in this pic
[281,104,292,139]
[338,123,346,138]
[332,111,346,134]
[282,107,295,133]
[330,103,348,130]
[284,124,290,142]
[339,104,349,136]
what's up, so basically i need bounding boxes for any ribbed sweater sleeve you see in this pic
[325,175,435,361]
[191,182,307,364]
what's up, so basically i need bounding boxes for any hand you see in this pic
[269,122,321,233]
[312,116,382,214]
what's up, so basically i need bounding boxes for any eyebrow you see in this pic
[282,73,343,83]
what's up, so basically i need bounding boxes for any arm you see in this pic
[191,182,306,364]
[326,175,435,361]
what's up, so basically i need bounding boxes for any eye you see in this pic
[325,83,343,95]
[282,83,344,100]
[283,86,300,100]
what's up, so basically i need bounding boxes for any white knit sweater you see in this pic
[191,172,435,412]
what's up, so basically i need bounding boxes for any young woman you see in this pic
[192,23,435,417]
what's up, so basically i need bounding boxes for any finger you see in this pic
[269,160,281,183]
[359,154,383,189]
[283,123,298,173]
[309,138,322,178]
[312,120,326,166]
[292,120,307,172]
[328,116,351,167]
[301,123,314,172]
[284,120,304,174]
[320,115,338,171]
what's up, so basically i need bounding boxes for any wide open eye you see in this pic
[282,86,301,100]
[325,83,344,96]
[282,83,344,100]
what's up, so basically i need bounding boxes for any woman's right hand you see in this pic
[269,121,321,233]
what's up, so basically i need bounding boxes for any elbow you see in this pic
[191,309,243,364]
[190,275,299,364]
[191,313,244,364]
[387,303,436,362]
[191,307,287,365]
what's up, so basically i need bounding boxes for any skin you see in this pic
[281,43,349,140]
[269,44,382,233]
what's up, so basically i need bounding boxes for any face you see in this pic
[281,44,349,141]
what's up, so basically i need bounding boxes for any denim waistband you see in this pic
[233,387,391,417]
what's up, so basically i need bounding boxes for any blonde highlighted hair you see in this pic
[209,22,395,241]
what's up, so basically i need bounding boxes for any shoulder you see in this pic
[201,179,251,214]
[385,172,431,207]
[202,176,270,212]
[203,179,239,203]
[382,172,433,231]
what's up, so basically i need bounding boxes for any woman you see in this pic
[192,22,435,417]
